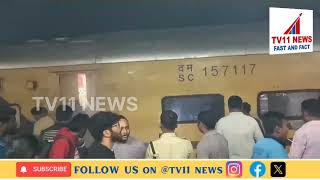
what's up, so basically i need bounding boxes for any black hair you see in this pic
[56,105,73,122]
[301,98,320,117]
[6,134,40,159]
[31,107,48,116]
[89,111,121,141]
[160,110,178,130]
[228,96,243,109]
[198,110,223,130]
[242,102,251,114]
[119,115,128,121]
[262,112,285,135]
[67,113,90,133]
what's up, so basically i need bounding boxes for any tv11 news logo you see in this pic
[269,7,313,55]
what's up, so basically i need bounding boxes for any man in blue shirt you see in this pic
[252,112,289,159]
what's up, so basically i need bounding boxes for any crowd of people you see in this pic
[0,95,319,159]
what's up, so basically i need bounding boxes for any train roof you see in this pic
[0,0,320,69]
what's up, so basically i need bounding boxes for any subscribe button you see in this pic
[16,162,71,177]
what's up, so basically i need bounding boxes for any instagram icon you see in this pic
[226,161,242,177]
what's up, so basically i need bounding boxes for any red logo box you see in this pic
[16,162,71,177]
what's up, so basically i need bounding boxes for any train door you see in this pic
[58,71,96,116]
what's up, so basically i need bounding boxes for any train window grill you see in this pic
[161,94,224,123]
[258,90,320,120]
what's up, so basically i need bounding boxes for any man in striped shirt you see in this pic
[40,105,73,143]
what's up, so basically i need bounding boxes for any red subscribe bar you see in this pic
[16,162,71,177]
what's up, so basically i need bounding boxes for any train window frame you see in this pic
[161,93,225,124]
[257,89,320,120]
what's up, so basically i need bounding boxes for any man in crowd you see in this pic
[7,134,40,159]
[197,110,229,159]
[87,112,121,159]
[0,115,10,158]
[289,99,320,158]
[113,115,146,159]
[73,101,95,148]
[48,113,89,159]
[41,105,73,143]
[216,96,263,158]
[0,106,16,158]
[31,106,55,137]
[252,112,289,159]
[145,110,193,159]
[242,102,265,135]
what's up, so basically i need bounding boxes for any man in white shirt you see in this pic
[289,99,320,159]
[216,96,263,158]
[145,110,194,159]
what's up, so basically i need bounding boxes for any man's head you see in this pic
[242,102,251,115]
[301,99,320,122]
[67,113,90,138]
[56,105,73,123]
[6,134,40,159]
[228,96,243,112]
[118,115,130,142]
[160,110,178,132]
[262,112,289,140]
[31,107,48,121]
[90,111,121,143]
[197,110,223,134]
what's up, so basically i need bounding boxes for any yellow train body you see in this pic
[0,52,319,142]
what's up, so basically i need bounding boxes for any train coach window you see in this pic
[258,90,320,120]
[161,94,224,123]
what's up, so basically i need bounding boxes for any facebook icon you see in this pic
[250,161,266,178]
